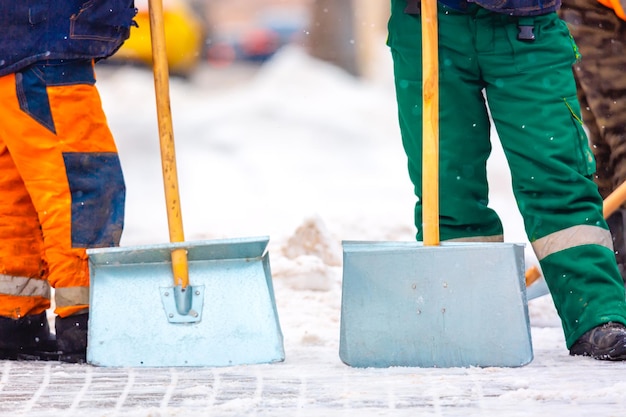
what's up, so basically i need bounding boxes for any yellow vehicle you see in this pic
[111,0,205,76]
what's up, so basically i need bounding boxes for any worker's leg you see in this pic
[481,9,626,347]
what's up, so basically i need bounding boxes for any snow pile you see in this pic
[273,216,342,292]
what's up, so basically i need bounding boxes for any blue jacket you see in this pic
[0,1,137,77]
[408,0,562,15]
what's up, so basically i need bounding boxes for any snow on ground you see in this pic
[2,46,626,416]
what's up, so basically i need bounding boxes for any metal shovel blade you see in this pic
[526,277,550,300]
[339,241,533,368]
[86,236,285,367]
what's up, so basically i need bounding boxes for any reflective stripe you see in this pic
[443,234,504,243]
[531,225,613,261]
[55,286,89,308]
[0,275,50,299]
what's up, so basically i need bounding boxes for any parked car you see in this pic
[205,16,305,65]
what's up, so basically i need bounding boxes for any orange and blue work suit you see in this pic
[0,60,125,319]
[0,1,135,319]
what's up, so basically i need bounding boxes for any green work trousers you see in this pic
[387,0,626,347]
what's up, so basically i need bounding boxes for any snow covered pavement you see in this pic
[3,305,626,417]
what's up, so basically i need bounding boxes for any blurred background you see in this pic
[109,0,390,79]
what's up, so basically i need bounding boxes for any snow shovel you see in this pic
[85,0,284,367]
[526,179,626,300]
[339,0,533,368]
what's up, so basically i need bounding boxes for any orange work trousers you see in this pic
[0,60,125,319]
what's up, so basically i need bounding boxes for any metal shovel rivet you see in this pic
[195,291,200,296]
[169,313,174,318]
[164,292,170,297]
[441,308,446,314]
[411,284,417,290]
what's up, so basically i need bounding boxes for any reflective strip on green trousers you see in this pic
[387,1,626,347]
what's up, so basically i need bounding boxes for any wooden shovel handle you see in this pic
[422,0,439,246]
[526,180,626,287]
[148,0,189,288]
[603,180,626,219]
[525,266,541,287]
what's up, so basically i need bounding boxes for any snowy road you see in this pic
[3,322,626,417]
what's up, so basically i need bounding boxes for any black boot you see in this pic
[55,313,88,364]
[0,312,58,361]
[570,322,626,360]
[606,209,626,284]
